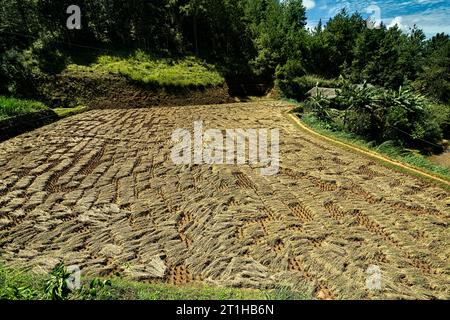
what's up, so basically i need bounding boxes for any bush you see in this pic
[427,103,450,139]
[0,34,66,97]
[0,265,39,300]
[382,88,443,153]
[0,48,44,96]
[44,263,72,300]
[302,114,450,179]
[304,84,444,153]
[303,91,333,122]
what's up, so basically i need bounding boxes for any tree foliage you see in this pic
[305,83,444,153]
[0,0,448,106]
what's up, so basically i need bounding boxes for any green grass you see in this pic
[53,105,88,118]
[0,263,309,300]
[0,96,87,121]
[300,113,450,180]
[0,96,49,120]
[111,280,309,300]
[67,50,225,88]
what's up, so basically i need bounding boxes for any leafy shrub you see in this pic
[304,91,333,122]
[331,82,383,139]
[44,262,72,300]
[0,34,65,97]
[43,263,113,300]
[427,103,450,139]
[0,48,44,96]
[382,88,443,153]
[0,265,39,300]
[78,279,112,300]
[275,59,306,82]
[304,83,444,153]
[0,285,37,300]
[302,113,450,178]
[0,268,37,300]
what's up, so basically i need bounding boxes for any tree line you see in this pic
[0,0,449,105]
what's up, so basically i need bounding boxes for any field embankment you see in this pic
[0,96,88,142]
[0,96,58,142]
[44,52,233,109]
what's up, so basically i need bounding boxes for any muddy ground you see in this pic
[0,101,449,299]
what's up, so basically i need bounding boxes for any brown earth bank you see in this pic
[0,101,449,300]
[43,69,234,109]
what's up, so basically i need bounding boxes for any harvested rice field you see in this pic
[0,101,449,300]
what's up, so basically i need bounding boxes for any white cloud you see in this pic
[387,16,404,29]
[416,0,444,4]
[303,0,316,10]
[383,9,450,37]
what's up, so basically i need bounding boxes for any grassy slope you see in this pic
[0,264,309,300]
[0,96,49,120]
[0,96,87,120]
[67,50,225,88]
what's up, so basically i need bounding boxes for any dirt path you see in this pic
[0,101,449,299]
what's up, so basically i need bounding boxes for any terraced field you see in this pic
[0,101,449,299]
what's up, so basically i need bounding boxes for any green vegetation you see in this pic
[1,1,449,105]
[300,113,450,180]
[53,106,88,118]
[276,73,340,101]
[413,33,450,104]
[0,97,87,142]
[0,96,87,122]
[428,103,450,139]
[1,1,449,301]
[0,96,48,120]
[303,83,445,154]
[67,51,225,88]
[0,263,308,300]
[112,280,308,300]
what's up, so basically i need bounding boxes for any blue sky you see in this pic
[303,0,450,37]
